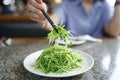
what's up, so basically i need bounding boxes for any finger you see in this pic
[29,15,46,23]
[26,4,45,18]
[36,0,43,4]
[29,13,40,19]
[27,13,41,21]
[29,0,44,10]
[29,16,40,22]
[35,0,47,12]
[30,12,46,19]
[27,10,46,21]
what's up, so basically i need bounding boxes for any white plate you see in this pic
[23,50,94,77]
[59,40,86,45]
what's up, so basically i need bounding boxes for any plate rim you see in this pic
[23,49,94,78]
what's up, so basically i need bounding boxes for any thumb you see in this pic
[36,0,43,4]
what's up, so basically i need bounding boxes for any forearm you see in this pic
[105,2,120,37]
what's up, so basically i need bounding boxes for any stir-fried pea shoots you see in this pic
[47,24,72,46]
[34,25,84,74]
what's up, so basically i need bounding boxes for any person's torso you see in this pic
[61,0,107,37]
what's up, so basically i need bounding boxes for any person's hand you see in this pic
[26,0,47,24]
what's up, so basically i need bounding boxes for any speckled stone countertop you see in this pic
[0,38,120,80]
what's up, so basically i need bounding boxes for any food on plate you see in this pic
[34,45,84,74]
[34,25,84,74]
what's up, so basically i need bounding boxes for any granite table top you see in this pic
[0,38,120,80]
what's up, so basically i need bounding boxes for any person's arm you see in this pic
[105,0,120,37]
[26,0,59,31]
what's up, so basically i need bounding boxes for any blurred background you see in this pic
[0,0,115,38]
[0,0,62,38]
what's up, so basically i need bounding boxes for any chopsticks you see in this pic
[41,10,58,33]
